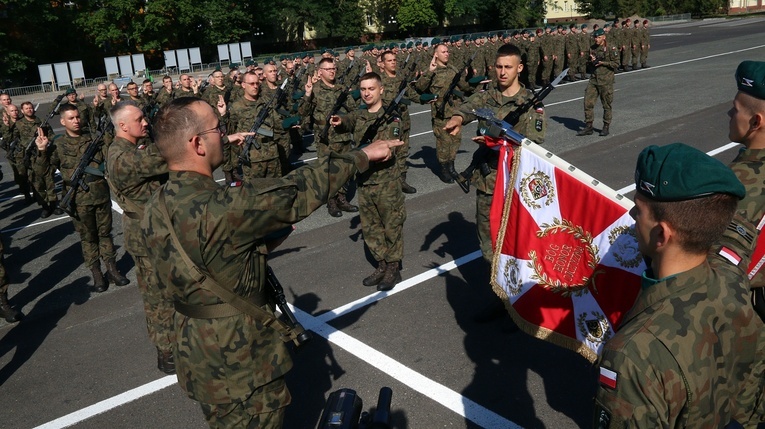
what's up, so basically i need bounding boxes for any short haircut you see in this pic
[20,101,33,110]
[109,100,140,126]
[318,57,334,67]
[646,194,738,254]
[153,98,206,162]
[142,79,152,85]
[739,91,765,114]
[360,72,382,85]
[496,43,522,60]
[126,81,138,89]
[380,50,396,62]
[162,75,172,82]
[59,103,79,115]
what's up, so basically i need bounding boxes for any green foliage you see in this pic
[397,0,438,31]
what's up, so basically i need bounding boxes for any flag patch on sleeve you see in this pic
[599,366,618,389]
[719,246,742,266]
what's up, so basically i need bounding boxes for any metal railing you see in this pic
[646,13,692,22]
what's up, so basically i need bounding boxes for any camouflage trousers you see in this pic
[476,190,494,264]
[274,133,291,176]
[639,45,648,66]
[200,377,291,429]
[432,116,461,163]
[31,162,58,205]
[135,254,175,352]
[242,158,281,181]
[8,159,32,198]
[396,130,410,178]
[71,200,116,268]
[359,179,406,263]
[630,45,639,67]
[552,54,565,80]
[540,57,553,83]
[223,141,241,175]
[526,59,540,85]
[584,82,614,126]
[621,47,631,68]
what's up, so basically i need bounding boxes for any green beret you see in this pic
[229,63,239,70]
[581,24,588,29]
[735,61,765,100]
[635,143,745,201]
[282,116,301,129]
[407,42,413,48]
[292,90,305,100]
[420,93,437,103]
[350,89,361,101]
[468,75,488,85]
[214,66,222,72]
[415,40,422,46]
[422,42,429,47]
[65,87,76,95]
[593,29,605,37]
[400,43,406,49]
[604,24,610,29]
[431,37,441,45]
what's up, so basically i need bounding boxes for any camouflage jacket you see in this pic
[594,219,765,428]
[335,108,400,185]
[730,147,765,288]
[588,43,620,86]
[298,80,355,145]
[227,97,281,162]
[380,73,417,131]
[106,136,168,257]
[201,85,229,111]
[455,85,545,194]
[52,133,110,206]
[172,88,200,100]
[155,88,174,107]
[68,100,95,132]
[139,149,370,404]
[11,117,52,164]
[414,64,471,120]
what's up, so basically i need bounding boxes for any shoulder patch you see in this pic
[719,246,742,266]
[599,366,618,389]
[229,181,243,187]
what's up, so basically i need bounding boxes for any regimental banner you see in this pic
[490,138,645,362]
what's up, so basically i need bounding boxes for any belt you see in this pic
[174,301,242,319]
[123,211,140,220]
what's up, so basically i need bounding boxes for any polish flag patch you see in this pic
[599,367,618,389]
[719,246,742,266]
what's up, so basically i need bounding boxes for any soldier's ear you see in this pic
[752,112,764,132]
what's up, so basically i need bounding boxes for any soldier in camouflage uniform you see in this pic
[155,76,175,107]
[261,64,293,175]
[621,19,635,72]
[577,29,619,137]
[174,74,201,99]
[330,72,406,291]
[565,25,581,82]
[140,97,399,428]
[40,104,129,292]
[444,44,545,263]
[106,101,175,374]
[0,235,22,323]
[201,69,229,120]
[299,57,360,217]
[65,87,95,132]
[638,20,651,68]
[2,103,34,204]
[594,143,765,427]
[125,81,146,111]
[15,102,61,217]
[578,25,591,80]
[526,31,541,89]
[415,43,471,184]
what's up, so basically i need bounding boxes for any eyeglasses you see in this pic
[194,123,223,139]
[320,67,337,71]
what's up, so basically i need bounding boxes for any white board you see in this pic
[38,64,54,84]
[229,43,242,63]
[104,57,119,76]
[189,47,202,65]
[118,55,133,76]
[164,50,177,68]
[241,42,252,59]
[217,44,229,62]
[132,54,146,72]
[54,62,71,86]
[177,49,190,72]
[69,61,85,80]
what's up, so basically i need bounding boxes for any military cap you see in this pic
[581,24,588,29]
[468,75,488,85]
[420,93,437,103]
[65,87,76,95]
[282,116,301,129]
[593,29,605,37]
[635,143,745,201]
[214,66,222,72]
[422,42,429,47]
[303,52,312,58]
[735,61,765,100]
[400,43,406,49]
[350,88,361,101]
[415,40,422,46]
[431,37,441,45]
[229,63,239,70]
[407,41,413,48]
[604,24,610,29]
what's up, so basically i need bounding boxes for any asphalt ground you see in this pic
[2,16,765,428]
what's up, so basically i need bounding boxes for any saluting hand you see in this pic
[34,127,49,150]
[429,54,437,72]
[216,95,226,116]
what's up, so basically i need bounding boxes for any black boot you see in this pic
[438,163,454,184]
[157,348,176,374]
[105,259,129,286]
[51,201,63,215]
[599,124,610,137]
[327,196,342,218]
[336,193,359,212]
[362,261,387,286]
[40,202,52,219]
[377,262,401,292]
[0,291,22,323]
[401,174,417,194]
[576,122,594,136]
[447,161,459,179]
[90,264,108,293]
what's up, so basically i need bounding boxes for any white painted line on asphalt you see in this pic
[0,194,22,202]
[1,215,69,233]
[614,142,740,195]
[32,376,177,429]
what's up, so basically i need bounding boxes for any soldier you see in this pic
[38,103,129,292]
[140,97,399,428]
[201,68,229,114]
[155,76,174,107]
[329,72,406,291]
[594,142,764,427]
[551,25,566,82]
[444,44,545,263]
[414,43,470,184]
[227,71,282,181]
[299,57,360,217]
[261,64,293,175]
[526,30,541,89]
[174,74,200,99]
[639,20,651,68]
[14,101,61,217]
[565,24,580,82]
[577,29,619,137]
[64,88,94,132]
[577,24,590,80]
[2,104,33,204]
[379,50,417,194]
[621,19,634,72]
[106,100,175,374]
[0,92,11,108]
[125,81,146,111]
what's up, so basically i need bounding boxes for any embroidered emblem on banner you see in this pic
[521,171,555,209]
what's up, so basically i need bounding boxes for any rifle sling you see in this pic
[157,190,299,342]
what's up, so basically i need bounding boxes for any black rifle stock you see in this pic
[337,57,356,85]
[317,387,393,429]
[435,51,477,119]
[357,87,407,148]
[59,121,115,217]
[319,68,366,142]
[23,93,66,167]
[266,266,311,347]
[239,78,289,164]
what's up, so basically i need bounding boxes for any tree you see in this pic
[397,0,438,32]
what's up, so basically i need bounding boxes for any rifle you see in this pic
[337,57,356,86]
[453,68,568,193]
[266,266,311,347]
[435,51,477,120]
[59,120,115,217]
[23,94,66,167]
[319,68,366,142]
[317,387,393,429]
[357,86,408,148]
[239,78,289,165]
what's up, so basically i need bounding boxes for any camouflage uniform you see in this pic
[337,109,406,266]
[594,221,765,427]
[16,117,58,209]
[551,32,566,80]
[414,64,470,165]
[583,42,620,128]
[539,33,554,84]
[140,148,371,427]
[2,120,33,201]
[106,136,174,356]
[51,133,117,269]
[526,36,541,87]
[565,31,580,81]
[638,24,650,68]
[454,85,545,262]
[201,85,229,113]
[173,88,200,100]
[227,96,282,180]
[381,73,417,189]
[69,100,95,132]
[155,88,174,107]
[261,84,292,175]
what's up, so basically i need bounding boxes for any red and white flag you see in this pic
[489,138,644,362]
